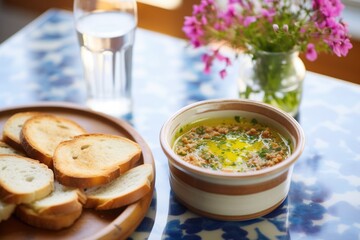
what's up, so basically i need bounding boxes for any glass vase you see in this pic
[237,50,306,117]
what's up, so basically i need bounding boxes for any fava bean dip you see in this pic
[173,116,291,172]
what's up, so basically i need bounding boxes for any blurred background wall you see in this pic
[0,0,359,84]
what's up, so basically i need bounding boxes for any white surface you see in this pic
[170,173,291,216]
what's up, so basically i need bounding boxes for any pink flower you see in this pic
[220,69,227,79]
[320,20,352,57]
[181,21,202,38]
[202,54,213,74]
[200,50,232,77]
[182,16,200,35]
[214,21,227,31]
[272,24,279,32]
[222,4,237,26]
[225,57,232,66]
[200,0,214,7]
[215,52,232,66]
[191,39,202,48]
[243,16,256,27]
[229,0,242,3]
[183,0,352,78]
[201,15,208,25]
[306,43,318,61]
[183,16,197,26]
[226,4,237,18]
[283,24,289,32]
[182,16,205,48]
[330,38,353,57]
[330,20,348,39]
[313,0,344,18]
[261,8,276,22]
[315,17,338,30]
[193,4,205,15]
[217,5,237,27]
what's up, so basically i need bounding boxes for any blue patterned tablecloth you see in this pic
[0,9,359,240]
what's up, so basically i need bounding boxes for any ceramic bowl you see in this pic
[160,99,305,221]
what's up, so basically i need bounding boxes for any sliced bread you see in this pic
[0,155,54,204]
[20,114,86,168]
[15,181,86,230]
[16,200,83,230]
[84,164,153,210]
[0,199,16,222]
[2,112,41,150]
[22,181,87,216]
[53,134,142,188]
[0,140,26,156]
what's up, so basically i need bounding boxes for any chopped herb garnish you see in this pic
[195,126,205,135]
[173,116,290,173]
[258,148,269,158]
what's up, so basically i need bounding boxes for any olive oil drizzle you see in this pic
[173,116,291,172]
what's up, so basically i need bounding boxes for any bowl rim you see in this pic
[160,98,305,179]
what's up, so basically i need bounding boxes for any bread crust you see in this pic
[15,201,83,230]
[35,198,83,216]
[0,140,26,156]
[20,132,53,167]
[53,134,141,188]
[85,182,151,210]
[2,134,23,152]
[0,155,54,204]
[54,168,121,189]
[20,114,86,168]
[30,186,87,216]
[84,164,154,210]
[0,200,16,222]
[0,185,53,205]
[2,112,42,151]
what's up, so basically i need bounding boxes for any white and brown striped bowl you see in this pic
[160,99,305,221]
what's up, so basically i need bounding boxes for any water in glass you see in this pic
[76,11,136,117]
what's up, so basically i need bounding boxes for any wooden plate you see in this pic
[0,102,155,240]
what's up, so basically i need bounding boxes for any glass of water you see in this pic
[74,0,137,118]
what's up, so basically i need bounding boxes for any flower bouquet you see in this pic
[183,0,352,116]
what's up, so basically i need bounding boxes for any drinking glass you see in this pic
[74,0,137,118]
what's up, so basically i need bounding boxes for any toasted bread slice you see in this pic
[53,134,142,188]
[0,140,26,156]
[22,181,86,216]
[20,114,86,168]
[0,199,16,222]
[84,164,153,210]
[0,155,54,204]
[2,112,41,150]
[16,200,83,230]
